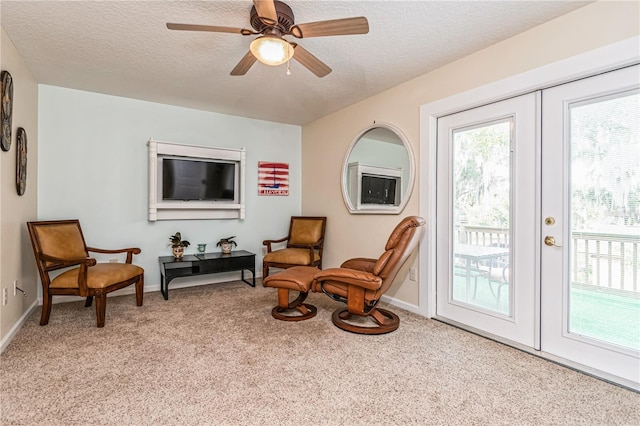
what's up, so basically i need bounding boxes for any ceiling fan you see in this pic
[166,0,369,78]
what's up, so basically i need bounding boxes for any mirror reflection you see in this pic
[342,123,414,214]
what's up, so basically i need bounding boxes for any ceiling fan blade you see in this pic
[289,17,369,39]
[253,0,278,26]
[166,23,249,34]
[230,51,258,76]
[291,44,331,78]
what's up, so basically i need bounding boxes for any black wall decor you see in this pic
[1,70,13,152]
[16,127,27,195]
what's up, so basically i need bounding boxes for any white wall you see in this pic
[38,86,301,291]
[301,1,640,312]
[0,27,39,346]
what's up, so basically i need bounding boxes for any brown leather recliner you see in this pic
[312,216,426,334]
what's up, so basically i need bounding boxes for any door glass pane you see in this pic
[569,91,640,351]
[452,119,511,315]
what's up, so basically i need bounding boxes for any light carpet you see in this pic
[1,280,638,425]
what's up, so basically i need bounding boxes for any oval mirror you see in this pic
[341,123,415,214]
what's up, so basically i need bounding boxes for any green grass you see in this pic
[570,287,640,351]
[452,276,640,351]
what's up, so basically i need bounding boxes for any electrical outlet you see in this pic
[109,258,119,263]
[262,247,268,256]
[2,288,7,306]
[409,268,417,281]
[13,279,17,296]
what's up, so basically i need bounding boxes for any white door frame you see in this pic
[419,37,639,389]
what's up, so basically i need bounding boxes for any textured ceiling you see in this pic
[0,1,589,125]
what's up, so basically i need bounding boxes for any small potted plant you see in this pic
[217,236,237,254]
[168,232,190,259]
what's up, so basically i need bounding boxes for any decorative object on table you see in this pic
[168,232,190,259]
[197,243,207,253]
[1,70,13,152]
[16,127,26,195]
[258,161,289,196]
[216,236,237,254]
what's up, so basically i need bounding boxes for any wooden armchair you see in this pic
[262,216,326,278]
[312,216,425,334]
[27,220,144,327]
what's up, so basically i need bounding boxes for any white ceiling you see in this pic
[0,1,590,125]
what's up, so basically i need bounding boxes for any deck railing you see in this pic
[458,225,509,247]
[457,225,640,296]
[572,231,639,295]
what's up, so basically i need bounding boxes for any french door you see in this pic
[540,65,639,384]
[436,65,639,385]
[436,93,538,347]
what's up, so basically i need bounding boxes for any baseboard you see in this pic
[0,299,39,353]
[381,294,421,315]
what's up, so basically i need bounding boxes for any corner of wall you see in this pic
[0,26,39,350]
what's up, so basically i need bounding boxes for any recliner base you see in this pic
[272,302,317,321]
[331,307,399,335]
[263,266,320,322]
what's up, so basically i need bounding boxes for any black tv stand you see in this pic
[158,250,255,300]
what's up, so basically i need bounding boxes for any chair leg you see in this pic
[135,275,144,306]
[496,283,508,309]
[85,296,93,307]
[40,294,52,326]
[95,293,107,328]
[472,277,478,300]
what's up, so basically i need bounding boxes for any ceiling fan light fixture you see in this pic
[250,35,293,66]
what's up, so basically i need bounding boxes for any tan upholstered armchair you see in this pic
[27,220,144,327]
[312,216,425,334]
[262,216,326,278]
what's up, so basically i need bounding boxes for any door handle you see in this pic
[544,236,562,247]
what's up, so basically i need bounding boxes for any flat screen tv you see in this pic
[162,157,236,201]
[361,175,398,205]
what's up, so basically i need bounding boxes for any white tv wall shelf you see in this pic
[348,162,402,211]
[148,138,246,221]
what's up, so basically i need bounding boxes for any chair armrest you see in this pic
[40,254,96,295]
[40,253,97,268]
[313,268,383,291]
[340,258,377,273]
[262,237,288,253]
[86,247,141,264]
